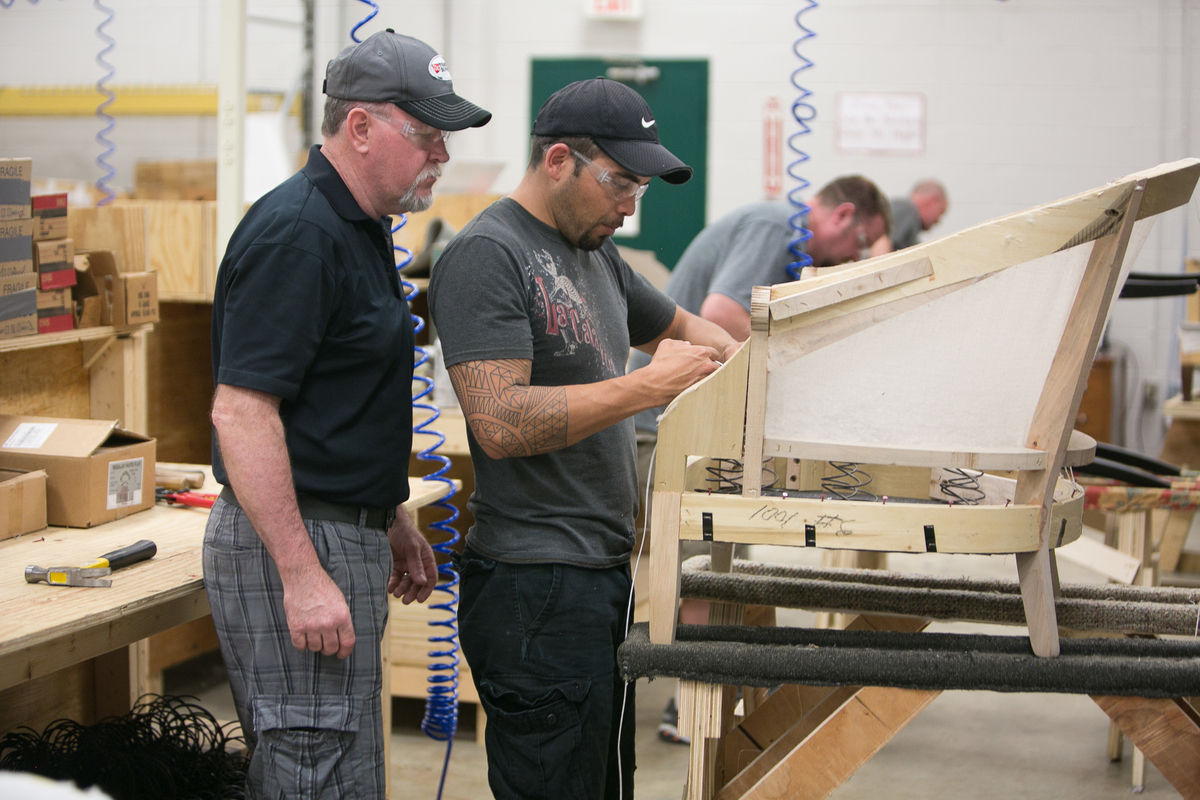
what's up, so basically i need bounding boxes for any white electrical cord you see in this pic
[616,443,656,799]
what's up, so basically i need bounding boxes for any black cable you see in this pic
[0,695,248,799]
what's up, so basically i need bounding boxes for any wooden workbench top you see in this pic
[0,467,453,692]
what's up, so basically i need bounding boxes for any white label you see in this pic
[107,457,144,509]
[2,422,57,450]
[428,55,452,81]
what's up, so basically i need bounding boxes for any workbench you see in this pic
[0,467,454,798]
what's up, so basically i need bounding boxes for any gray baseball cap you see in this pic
[323,29,491,131]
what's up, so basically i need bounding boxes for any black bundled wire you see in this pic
[0,695,248,800]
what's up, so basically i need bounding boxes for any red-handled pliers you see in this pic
[155,487,217,509]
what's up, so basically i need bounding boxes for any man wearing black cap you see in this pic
[204,30,489,798]
[428,78,738,799]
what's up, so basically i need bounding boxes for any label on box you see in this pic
[0,314,35,339]
[33,216,69,242]
[107,457,144,509]
[39,267,77,291]
[37,311,74,334]
[0,218,34,270]
[32,194,67,217]
[0,158,32,221]
[0,273,36,296]
[2,422,56,450]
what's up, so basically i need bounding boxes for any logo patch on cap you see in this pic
[428,56,452,81]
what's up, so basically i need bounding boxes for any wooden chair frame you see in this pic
[646,158,1200,799]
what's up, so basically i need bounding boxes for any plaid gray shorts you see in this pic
[203,498,392,800]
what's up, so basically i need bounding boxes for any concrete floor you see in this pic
[176,536,1183,799]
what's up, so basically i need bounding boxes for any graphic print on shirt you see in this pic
[527,249,618,375]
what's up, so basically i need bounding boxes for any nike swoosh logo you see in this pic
[641,118,655,128]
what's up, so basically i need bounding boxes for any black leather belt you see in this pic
[218,486,393,530]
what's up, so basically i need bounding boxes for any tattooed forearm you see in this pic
[447,359,569,458]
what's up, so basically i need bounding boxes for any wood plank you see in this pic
[0,323,153,355]
[768,256,932,321]
[741,288,770,498]
[763,438,1048,471]
[1094,695,1200,800]
[90,330,148,434]
[1158,510,1194,574]
[648,491,684,644]
[721,686,938,800]
[675,491,1087,554]
[655,342,749,492]
[1014,180,1146,657]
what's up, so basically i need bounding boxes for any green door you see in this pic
[531,58,708,269]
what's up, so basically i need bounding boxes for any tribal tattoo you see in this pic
[447,359,569,458]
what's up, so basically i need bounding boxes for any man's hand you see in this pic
[637,337,723,407]
[281,568,356,659]
[387,510,437,604]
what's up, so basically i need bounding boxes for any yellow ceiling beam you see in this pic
[0,85,302,117]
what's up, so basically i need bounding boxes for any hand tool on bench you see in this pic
[155,486,217,509]
[155,468,206,492]
[25,539,158,588]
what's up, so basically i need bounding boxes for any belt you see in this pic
[218,486,394,530]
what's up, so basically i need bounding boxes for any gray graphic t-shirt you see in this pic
[428,198,676,567]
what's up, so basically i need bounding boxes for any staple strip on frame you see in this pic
[1056,519,1067,548]
[805,524,816,547]
[702,512,713,542]
[924,524,937,553]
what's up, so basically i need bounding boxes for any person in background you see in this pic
[871,179,949,255]
[205,29,489,798]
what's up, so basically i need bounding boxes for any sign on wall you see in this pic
[586,0,644,20]
[835,92,925,154]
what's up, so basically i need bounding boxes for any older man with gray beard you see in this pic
[203,29,489,799]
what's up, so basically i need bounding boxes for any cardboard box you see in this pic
[78,249,158,326]
[34,238,76,290]
[0,218,34,279]
[0,468,47,541]
[32,193,68,241]
[0,415,156,528]
[0,271,37,297]
[0,287,36,340]
[37,288,74,334]
[0,158,32,221]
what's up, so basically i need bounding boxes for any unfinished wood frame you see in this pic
[648,160,1200,662]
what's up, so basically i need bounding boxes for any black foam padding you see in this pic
[1093,442,1182,477]
[1075,457,1173,487]
[618,623,1200,697]
[1119,277,1199,298]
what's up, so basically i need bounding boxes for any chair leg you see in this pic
[649,490,683,645]
[1016,545,1060,657]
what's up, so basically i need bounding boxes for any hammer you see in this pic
[25,540,158,588]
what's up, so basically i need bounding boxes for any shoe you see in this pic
[657,696,690,745]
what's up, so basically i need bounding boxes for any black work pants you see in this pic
[456,547,636,800]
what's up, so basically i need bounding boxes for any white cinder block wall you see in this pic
[2,0,1197,455]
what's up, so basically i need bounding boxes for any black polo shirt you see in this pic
[211,145,414,508]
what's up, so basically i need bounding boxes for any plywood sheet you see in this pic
[69,205,148,273]
[0,343,90,418]
[146,302,214,463]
